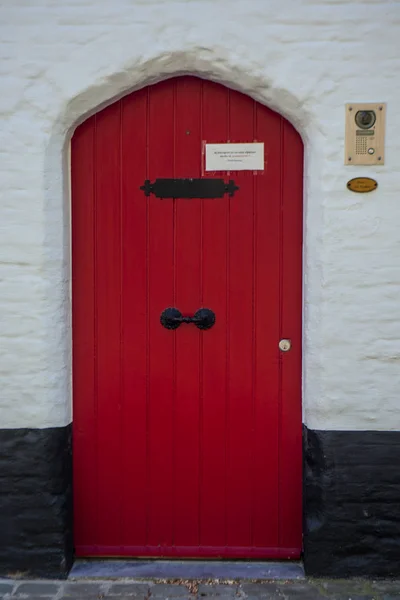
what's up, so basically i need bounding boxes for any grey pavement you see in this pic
[1,578,400,600]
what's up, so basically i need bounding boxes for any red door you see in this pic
[72,76,303,559]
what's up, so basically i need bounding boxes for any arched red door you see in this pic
[72,76,303,559]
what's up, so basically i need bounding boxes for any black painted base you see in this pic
[304,426,400,577]
[1,424,400,578]
[0,426,72,578]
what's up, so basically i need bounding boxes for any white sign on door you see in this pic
[205,142,264,171]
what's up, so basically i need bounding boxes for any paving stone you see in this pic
[243,597,281,600]
[318,580,369,596]
[243,596,283,600]
[0,583,15,594]
[198,585,237,596]
[14,597,61,600]
[61,583,104,597]
[107,584,150,597]
[331,596,377,600]
[198,596,236,600]
[149,584,190,598]
[240,582,282,598]
[370,581,400,594]
[277,581,324,599]
[104,597,149,600]
[59,596,106,600]
[14,584,60,596]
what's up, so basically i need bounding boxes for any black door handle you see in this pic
[160,307,215,330]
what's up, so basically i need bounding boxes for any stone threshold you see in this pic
[69,559,305,580]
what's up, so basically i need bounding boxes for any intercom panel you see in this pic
[345,103,386,165]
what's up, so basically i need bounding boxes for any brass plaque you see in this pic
[347,177,378,193]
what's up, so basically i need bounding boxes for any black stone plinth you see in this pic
[0,426,72,578]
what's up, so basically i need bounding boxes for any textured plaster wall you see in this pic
[1,0,400,430]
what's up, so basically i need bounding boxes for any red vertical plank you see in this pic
[279,121,303,553]
[173,77,201,548]
[71,117,97,553]
[147,80,175,548]
[252,106,282,548]
[225,90,255,548]
[120,88,148,547]
[94,103,122,549]
[200,80,229,547]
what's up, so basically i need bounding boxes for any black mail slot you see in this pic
[140,178,239,199]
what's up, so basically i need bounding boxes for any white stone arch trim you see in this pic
[43,52,325,428]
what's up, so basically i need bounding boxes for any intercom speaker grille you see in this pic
[355,135,368,155]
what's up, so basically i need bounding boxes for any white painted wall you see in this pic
[1,0,400,430]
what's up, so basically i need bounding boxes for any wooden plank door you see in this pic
[72,76,303,559]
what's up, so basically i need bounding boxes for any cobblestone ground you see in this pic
[0,579,400,600]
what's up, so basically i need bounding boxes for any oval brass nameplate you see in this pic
[347,177,378,193]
